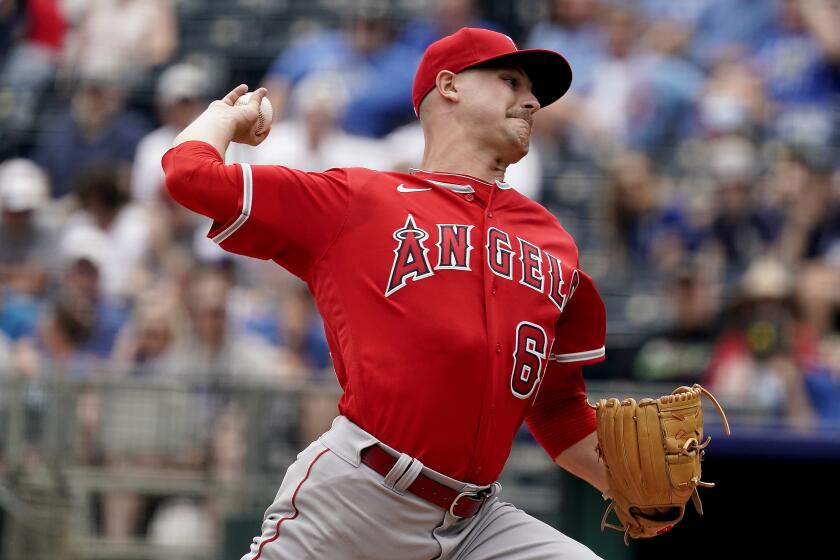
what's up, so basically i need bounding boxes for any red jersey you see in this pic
[163,141,606,484]
[27,0,67,52]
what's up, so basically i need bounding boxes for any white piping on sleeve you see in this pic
[549,346,606,363]
[211,163,252,244]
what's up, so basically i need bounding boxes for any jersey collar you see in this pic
[409,168,514,192]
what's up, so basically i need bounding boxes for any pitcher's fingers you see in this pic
[247,90,262,109]
[251,87,268,106]
[222,84,249,106]
[254,88,268,103]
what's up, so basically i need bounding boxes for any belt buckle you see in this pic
[448,488,488,519]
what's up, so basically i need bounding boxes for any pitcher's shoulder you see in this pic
[513,192,578,245]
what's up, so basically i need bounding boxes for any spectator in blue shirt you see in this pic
[708,136,784,279]
[399,0,503,54]
[753,0,840,146]
[59,254,128,359]
[31,65,151,198]
[20,297,103,379]
[527,0,605,95]
[601,152,684,275]
[261,6,419,138]
[690,0,777,69]
[626,13,706,162]
[638,0,711,26]
[637,0,711,66]
[239,282,332,375]
[0,289,40,342]
[777,144,840,263]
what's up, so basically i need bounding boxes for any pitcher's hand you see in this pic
[212,84,271,146]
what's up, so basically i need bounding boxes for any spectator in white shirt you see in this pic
[62,164,151,302]
[238,72,390,171]
[131,63,213,202]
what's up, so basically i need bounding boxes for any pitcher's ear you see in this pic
[435,70,459,103]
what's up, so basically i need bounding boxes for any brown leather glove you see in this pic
[591,384,731,544]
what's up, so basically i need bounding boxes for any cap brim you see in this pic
[472,49,573,109]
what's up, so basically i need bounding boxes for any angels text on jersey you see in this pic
[385,213,581,313]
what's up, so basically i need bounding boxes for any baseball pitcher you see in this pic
[163,27,727,560]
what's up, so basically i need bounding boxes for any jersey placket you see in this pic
[465,183,501,482]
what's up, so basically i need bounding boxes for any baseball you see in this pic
[235,92,273,136]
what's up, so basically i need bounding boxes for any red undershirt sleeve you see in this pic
[526,365,597,460]
[526,270,606,459]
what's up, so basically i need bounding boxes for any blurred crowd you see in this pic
[2,0,840,539]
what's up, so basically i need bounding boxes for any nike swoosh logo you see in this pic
[397,184,431,193]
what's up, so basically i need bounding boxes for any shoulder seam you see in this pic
[304,169,368,278]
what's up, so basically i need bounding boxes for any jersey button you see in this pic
[491,287,497,295]
[496,343,502,354]
[465,193,475,202]
[488,212,494,218]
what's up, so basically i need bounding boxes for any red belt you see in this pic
[360,444,489,519]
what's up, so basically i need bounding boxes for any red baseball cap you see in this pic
[412,27,573,116]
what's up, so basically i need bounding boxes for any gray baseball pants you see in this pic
[241,416,601,560]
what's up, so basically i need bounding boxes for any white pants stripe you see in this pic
[251,448,330,559]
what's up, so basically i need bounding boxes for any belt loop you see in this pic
[361,445,491,519]
[382,452,413,490]
[393,457,424,494]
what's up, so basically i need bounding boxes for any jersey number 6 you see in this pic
[510,321,548,399]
